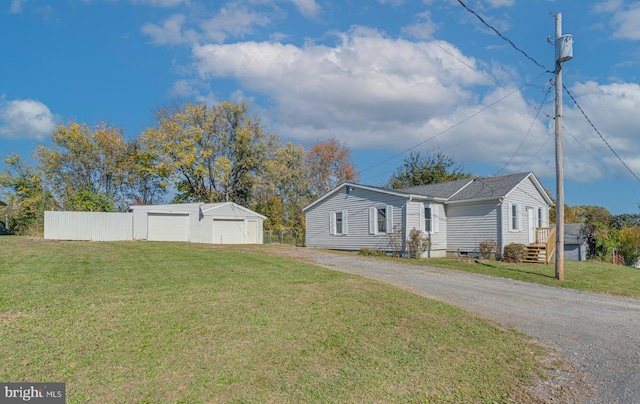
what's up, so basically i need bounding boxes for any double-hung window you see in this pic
[537,207,543,228]
[330,211,348,235]
[377,207,386,233]
[509,203,521,231]
[424,206,432,233]
[419,203,439,233]
[369,205,393,234]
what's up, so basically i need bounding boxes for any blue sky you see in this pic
[1,0,640,215]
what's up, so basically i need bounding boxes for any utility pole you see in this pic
[554,13,573,281]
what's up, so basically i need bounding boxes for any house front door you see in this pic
[528,208,535,244]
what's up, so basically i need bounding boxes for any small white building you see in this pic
[131,202,266,244]
[45,202,266,244]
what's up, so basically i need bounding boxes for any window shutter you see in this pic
[386,205,393,234]
[369,207,376,234]
[342,210,348,235]
[433,205,440,233]
[419,203,425,232]
[329,211,336,235]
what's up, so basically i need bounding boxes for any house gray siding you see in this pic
[500,177,550,250]
[446,201,499,255]
[406,201,447,257]
[305,186,408,252]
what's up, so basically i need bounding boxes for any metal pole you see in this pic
[555,12,565,281]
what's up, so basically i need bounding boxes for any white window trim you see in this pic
[369,205,393,235]
[419,203,439,234]
[508,203,522,232]
[330,210,348,236]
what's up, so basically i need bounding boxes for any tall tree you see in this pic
[253,140,310,229]
[388,151,471,189]
[0,154,57,235]
[306,138,358,196]
[125,140,170,205]
[141,101,270,204]
[35,122,129,211]
[612,213,640,230]
[579,206,615,259]
[617,226,640,267]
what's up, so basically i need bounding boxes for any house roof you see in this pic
[400,178,474,199]
[448,172,533,202]
[303,171,553,211]
[0,200,6,207]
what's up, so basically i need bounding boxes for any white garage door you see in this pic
[148,213,190,242]
[213,219,245,244]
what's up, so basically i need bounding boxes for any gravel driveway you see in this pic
[266,247,640,404]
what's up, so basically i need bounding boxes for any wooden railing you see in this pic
[535,227,556,265]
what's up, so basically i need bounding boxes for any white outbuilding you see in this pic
[131,202,266,244]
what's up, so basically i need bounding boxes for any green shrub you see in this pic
[358,248,387,257]
[502,243,525,263]
[406,228,429,259]
[479,240,498,260]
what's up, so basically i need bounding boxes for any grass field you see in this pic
[420,257,640,298]
[0,237,546,403]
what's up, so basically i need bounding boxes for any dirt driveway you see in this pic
[264,247,640,404]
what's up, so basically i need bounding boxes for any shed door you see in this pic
[148,213,190,242]
[213,219,245,244]
[247,220,258,244]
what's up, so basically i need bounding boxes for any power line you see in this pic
[358,84,528,177]
[455,0,551,72]
[495,85,552,175]
[563,84,640,183]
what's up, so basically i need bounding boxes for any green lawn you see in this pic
[0,237,545,403]
[419,257,640,298]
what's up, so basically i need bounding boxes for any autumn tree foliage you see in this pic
[0,154,57,235]
[306,138,358,197]
[35,122,133,211]
[141,101,272,205]
[252,139,310,230]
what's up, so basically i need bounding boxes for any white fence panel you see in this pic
[44,211,133,241]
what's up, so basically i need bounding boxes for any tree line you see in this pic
[0,101,357,235]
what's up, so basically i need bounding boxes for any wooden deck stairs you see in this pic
[523,227,556,264]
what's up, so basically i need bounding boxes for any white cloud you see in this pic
[200,5,271,43]
[612,3,640,40]
[592,0,624,14]
[142,14,197,45]
[286,0,320,18]
[484,0,514,7]
[402,11,438,40]
[0,98,57,140]
[9,0,26,13]
[170,79,219,106]
[192,27,493,149]
[593,0,640,40]
[561,81,640,180]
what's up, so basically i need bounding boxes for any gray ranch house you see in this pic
[303,172,555,259]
